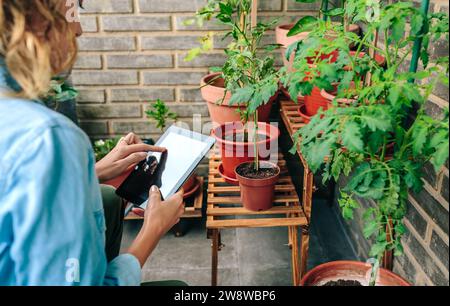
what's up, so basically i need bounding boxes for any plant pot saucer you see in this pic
[218,163,239,185]
[183,176,201,199]
[298,104,311,124]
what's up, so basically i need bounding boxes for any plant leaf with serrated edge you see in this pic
[412,124,427,156]
[342,121,364,152]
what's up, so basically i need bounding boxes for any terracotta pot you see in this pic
[298,104,312,124]
[301,261,410,286]
[104,167,134,189]
[275,24,309,72]
[320,82,358,108]
[347,51,387,69]
[304,84,337,116]
[201,73,276,126]
[213,122,280,179]
[235,161,280,211]
[182,173,197,193]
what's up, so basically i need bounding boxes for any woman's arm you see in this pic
[127,186,185,267]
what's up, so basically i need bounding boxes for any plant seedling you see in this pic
[145,99,178,132]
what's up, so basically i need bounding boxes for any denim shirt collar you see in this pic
[0,57,21,94]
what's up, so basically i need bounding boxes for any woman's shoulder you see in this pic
[0,98,91,161]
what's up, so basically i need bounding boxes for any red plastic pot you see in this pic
[304,81,340,116]
[300,261,410,286]
[201,73,276,126]
[298,104,312,124]
[213,122,280,180]
[235,161,280,211]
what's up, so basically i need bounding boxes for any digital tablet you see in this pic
[116,125,215,209]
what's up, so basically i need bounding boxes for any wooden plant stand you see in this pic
[206,150,310,286]
[280,98,315,220]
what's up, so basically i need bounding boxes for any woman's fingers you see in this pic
[124,132,143,145]
[120,143,166,157]
[149,185,162,206]
[119,152,147,169]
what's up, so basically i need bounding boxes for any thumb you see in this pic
[149,185,162,206]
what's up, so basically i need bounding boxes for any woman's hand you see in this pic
[95,133,166,184]
[127,186,185,267]
[142,186,185,237]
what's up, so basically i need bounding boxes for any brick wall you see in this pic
[73,0,319,141]
[337,0,449,286]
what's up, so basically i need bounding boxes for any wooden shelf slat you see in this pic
[207,206,304,216]
[207,217,308,229]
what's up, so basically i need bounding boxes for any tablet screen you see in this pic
[116,125,215,209]
[153,132,210,200]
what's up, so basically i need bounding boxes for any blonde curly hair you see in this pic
[0,0,78,99]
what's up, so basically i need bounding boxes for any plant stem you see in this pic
[254,110,260,172]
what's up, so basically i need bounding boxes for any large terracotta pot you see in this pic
[301,261,410,286]
[213,122,280,180]
[235,161,280,211]
[201,73,276,126]
[275,24,309,72]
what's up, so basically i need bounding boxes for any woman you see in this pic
[0,0,184,285]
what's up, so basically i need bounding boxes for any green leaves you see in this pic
[324,8,345,17]
[345,162,387,200]
[411,124,428,156]
[339,191,360,220]
[282,0,449,264]
[342,121,364,152]
[360,108,392,132]
[146,99,178,132]
[46,79,79,103]
[287,16,317,36]
[229,86,254,105]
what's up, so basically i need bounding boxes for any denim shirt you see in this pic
[0,61,141,285]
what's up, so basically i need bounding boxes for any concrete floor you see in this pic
[120,198,358,286]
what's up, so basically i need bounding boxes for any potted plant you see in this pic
[276,0,360,74]
[43,77,79,124]
[186,0,280,125]
[280,0,385,116]
[294,0,449,282]
[301,260,410,286]
[187,0,281,182]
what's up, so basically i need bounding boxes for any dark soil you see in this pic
[224,132,270,143]
[322,279,363,286]
[236,162,278,179]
